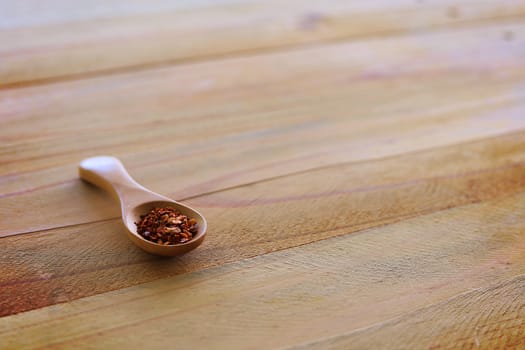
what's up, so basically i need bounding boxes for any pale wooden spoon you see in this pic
[79,156,207,256]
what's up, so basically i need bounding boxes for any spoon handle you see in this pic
[79,156,158,205]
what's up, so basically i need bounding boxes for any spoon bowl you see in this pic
[79,156,207,256]
[125,200,207,256]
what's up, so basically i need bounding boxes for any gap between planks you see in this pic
[3,127,525,238]
[2,0,525,87]
[2,12,524,91]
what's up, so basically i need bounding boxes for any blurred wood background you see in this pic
[1,0,525,348]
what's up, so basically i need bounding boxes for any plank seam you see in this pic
[1,13,524,91]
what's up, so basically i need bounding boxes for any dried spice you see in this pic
[135,207,198,245]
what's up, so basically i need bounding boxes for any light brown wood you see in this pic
[295,275,525,349]
[2,131,525,316]
[2,0,524,86]
[3,22,525,237]
[1,189,525,349]
[1,0,525,348]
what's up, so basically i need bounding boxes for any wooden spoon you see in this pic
[79,156,207,256]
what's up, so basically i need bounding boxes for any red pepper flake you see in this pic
[135,207,198,245]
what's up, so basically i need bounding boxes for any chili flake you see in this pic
[135,207,198,245]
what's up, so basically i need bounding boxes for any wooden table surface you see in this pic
[2,1,525,348]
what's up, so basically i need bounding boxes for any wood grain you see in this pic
[2,22,525,237]
[1,0,524,85]
[2,131,525,316]
[2,0,525,347]
[1,187,525,349]
[295,275,525,349]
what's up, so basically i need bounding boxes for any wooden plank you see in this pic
[295,275,525,349]
[4,21,525,171]
[1,186,525,349]
[1,131,525,316]
[1,0,524,85]
[3,2,524,348]
[2,22,525,236]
